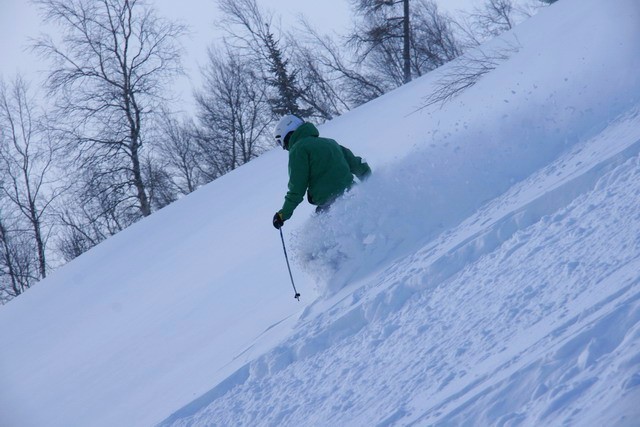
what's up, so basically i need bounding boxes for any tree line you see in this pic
[0,0,554,303]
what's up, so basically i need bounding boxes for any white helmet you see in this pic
[274,114,304,149]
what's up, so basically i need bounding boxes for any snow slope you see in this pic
[178,107,640,427]
[1,0,640,426]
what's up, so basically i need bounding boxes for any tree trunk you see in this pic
[30,207,47,279]
[403,0,412,84]
[126,88,151,217]
[0,220,21,296]
[131,141,151,217]
[22,167,47,279]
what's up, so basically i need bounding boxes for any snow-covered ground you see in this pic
[1,0,640,426]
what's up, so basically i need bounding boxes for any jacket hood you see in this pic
[288,122,319,150]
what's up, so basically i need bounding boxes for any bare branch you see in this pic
[418,37,520,110]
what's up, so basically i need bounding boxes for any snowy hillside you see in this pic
[1,0,640,426]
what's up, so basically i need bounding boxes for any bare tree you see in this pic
[0,206,37,302]
[288,34,352,121]
[350,0,412,84]
[0,211,20,302]
[54,161,132,263]
[0,77,62,280]
[194,45,272,178]
[217,0,274,60]
[349,0,462,92]
[142,155,176,210]
[411,1,462,74]
[157,114,202,195]
[33,0,186,219]
[460,0,533,43]
[55,209,96,263]
[55,192,123,263]
[295,20,388,108]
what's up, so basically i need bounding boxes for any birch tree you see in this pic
[0,77,61,281]
[33,0,185,220]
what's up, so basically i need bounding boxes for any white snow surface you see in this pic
[2,0,640,426]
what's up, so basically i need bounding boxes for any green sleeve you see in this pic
[341,145,371,181]
[280,147,310,220]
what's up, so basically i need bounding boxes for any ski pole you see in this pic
[279,227,301,301]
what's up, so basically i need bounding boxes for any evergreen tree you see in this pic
[263,30,311,118]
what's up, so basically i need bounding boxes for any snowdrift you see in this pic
[1,0,639,426]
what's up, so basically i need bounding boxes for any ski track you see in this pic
[160,108,640,426]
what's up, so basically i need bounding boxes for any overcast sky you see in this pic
[0,0,474,113]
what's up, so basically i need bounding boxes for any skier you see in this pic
[272,114,371,229]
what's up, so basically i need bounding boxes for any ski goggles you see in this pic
[275,132,292,150]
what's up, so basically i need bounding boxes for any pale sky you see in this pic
[1,0,44,78]
[0,0,353,112]
[0,0,475,113]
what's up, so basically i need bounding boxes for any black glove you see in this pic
[272,212,285,229]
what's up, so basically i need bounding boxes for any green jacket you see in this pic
[280,122,371,220]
